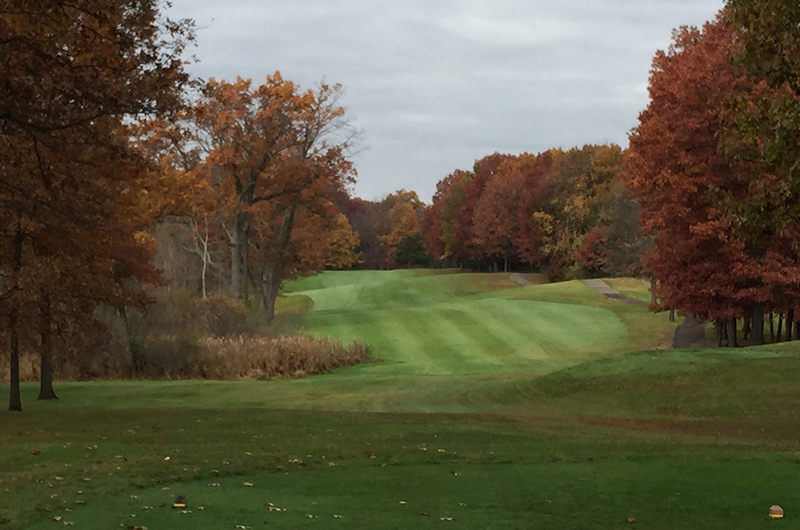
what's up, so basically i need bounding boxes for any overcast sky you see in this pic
[167,0,724,203]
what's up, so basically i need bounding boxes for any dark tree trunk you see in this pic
[261,204,298,326]
[650,277,657,305]
[9,229,24,411]
[9,311,22,412]
[728,318,738,348]
[715,319,725,347]
[38,295,58,401]
[786,309,795,342]
[769,312,775,343]
[776,313,784,343]
[751,303,764,345]
[794,321,800,341]
[743,317,751,340]
[503,256,509,273]
[229,211,249,299]
[669,308,676,322]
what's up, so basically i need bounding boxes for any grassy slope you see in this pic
[3,270,799,529]
[287,271,673,378]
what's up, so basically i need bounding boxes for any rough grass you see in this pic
[605,277,653,303]
[3,270,796,529]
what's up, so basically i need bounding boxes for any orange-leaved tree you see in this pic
[188,74,356,322]
[0,1,192,410]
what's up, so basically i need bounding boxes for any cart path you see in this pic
[582,279,647,306]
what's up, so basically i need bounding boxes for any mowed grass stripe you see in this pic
[436,305,525,362]
[393,307,485,374]
[478,298,629,358]
[424,307,507,369]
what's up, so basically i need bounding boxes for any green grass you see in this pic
[290,271,674,376]
[3,270,799,529]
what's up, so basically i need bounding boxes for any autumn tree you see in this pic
[0,1,192,410]
[378,190,425,268]
[188,74,356,322]
[472,159,525,272]
[423,170,472,265]
[625,12,784,344]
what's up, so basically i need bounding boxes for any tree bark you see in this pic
[776,313,784,343]
[743,317,751,340]
[229,211,249,299]
[669,308,676,322]
[794,321,800,341]
[650,277,657,305]
[9,229,24,411]
[37,294,58,401]
[751,303,764,345]
[769,312,775,343]
[786,308,795,342]
[261,203,298,325]
[728,318,738,348]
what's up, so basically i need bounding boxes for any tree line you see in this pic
[420,145,649,280]
[626,4,800,346]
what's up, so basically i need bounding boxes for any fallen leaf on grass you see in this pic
[243,482,253,487]
[333,514,343,519]
[127,526,149,530]
[31,450,41,456]
[440,517,455,522]
[234,525,250,529]
[627,518,637,524]
[208,483,220,487]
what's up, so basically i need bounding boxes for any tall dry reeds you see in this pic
[196,335,372,380]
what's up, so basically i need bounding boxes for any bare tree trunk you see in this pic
[794,321,800,341]
[669,308,676,322]
[9,229,24,412]
[751,303,764,345]
[715,319,725,347]
[786,308,795,342]
[728,318,738,348]
[769,312,775,343]
[262,204,298,325]
[650,277,657,305]
[38,294,58,401]
[743,317,751,340]
[229,212,249,299]
[776,313,784,343]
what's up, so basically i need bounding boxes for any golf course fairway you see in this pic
[3,270,800,529]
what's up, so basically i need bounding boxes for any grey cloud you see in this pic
[169,0,724,201]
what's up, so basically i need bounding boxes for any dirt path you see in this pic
[671,313,707,348]
[510,273,534,287]
[581,279,647,306]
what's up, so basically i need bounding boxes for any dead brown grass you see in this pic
[196,335,372,380]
